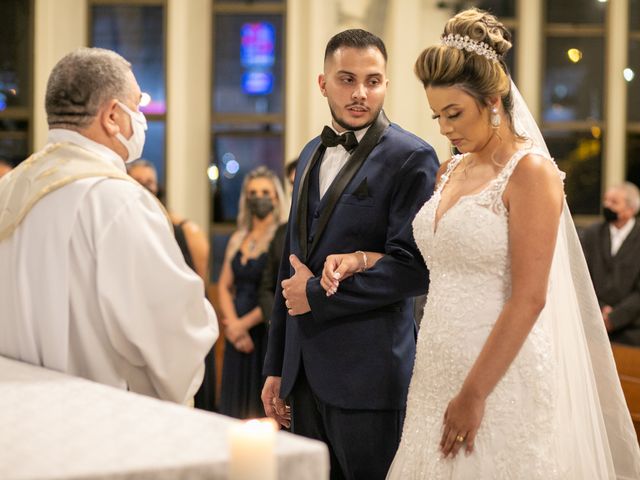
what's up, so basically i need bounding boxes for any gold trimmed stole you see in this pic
[0,142,167,242]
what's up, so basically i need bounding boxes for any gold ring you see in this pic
[455,434,465,443]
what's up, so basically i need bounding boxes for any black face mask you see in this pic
[603,207,619,223]
[248,197,274,220]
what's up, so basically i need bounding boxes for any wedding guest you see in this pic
[582,182,640,346]
[0,47,217,404]
[219,166,287,418]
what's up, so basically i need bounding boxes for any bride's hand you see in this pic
[320,253,364,296]
[440,390,485,458]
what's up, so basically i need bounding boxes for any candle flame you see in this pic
[243,418,278,432]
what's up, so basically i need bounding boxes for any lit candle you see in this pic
[229,418,278,480]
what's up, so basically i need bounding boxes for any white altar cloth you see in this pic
[0,356,329,479]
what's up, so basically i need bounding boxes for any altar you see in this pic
[0,356,329,479]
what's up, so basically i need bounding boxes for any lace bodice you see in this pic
[388,149,562,479]
[413,151,522,302]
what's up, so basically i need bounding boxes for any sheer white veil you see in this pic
[510,79,640,478]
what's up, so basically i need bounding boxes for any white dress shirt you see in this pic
[0,131,218,404]
[319,126,369,198]
[610,217,636,256]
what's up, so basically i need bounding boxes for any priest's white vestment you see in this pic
[0,130,218,404]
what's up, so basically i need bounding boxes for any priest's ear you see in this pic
[100,99,123,137]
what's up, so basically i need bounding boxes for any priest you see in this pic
[0,48,217,405]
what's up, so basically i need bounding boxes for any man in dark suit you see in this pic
[261,29,438,479]
[581,182,640,346]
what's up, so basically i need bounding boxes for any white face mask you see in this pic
[115,101,147,163]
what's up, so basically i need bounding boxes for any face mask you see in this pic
[248,197,274,220]
[116,101,147,163]
[603,207,619,223]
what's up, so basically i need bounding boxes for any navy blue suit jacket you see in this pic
[263,114,439,410]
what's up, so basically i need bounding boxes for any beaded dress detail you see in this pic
[388,149,562,479]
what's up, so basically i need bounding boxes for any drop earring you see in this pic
[490,106,501,128]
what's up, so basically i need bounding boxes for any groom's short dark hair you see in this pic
[324,29,387,63]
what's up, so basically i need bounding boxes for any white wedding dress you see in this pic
[387,149,640,479]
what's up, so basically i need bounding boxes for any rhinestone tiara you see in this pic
[440,33,499,62]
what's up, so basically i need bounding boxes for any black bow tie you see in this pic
[320,126,358,152]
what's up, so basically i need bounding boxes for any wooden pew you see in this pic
[611,342,640,441]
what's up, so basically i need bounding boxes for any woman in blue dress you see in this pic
[218,166,287,418]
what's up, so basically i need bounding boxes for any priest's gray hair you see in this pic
[45,47,133,129]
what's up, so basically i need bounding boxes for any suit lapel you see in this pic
[602,222,613,265]
[307,111,391,257]
[296,143,324,262]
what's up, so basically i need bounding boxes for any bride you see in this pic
[321,8,640,479]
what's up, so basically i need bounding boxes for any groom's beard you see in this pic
[328,104,382,133]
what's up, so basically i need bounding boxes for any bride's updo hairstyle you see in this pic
[415,8,517,132]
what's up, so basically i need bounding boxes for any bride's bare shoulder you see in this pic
[506,153,564,211]
[511,153,563,187]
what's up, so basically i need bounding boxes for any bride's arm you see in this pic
[441,154,563,458]
[320,159,453,296]
[320,251,385,295]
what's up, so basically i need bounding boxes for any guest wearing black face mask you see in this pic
[581,182,640,345]
[218,166,287,418]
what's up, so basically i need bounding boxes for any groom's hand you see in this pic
[262,376,291,429]
[281,255,312,315]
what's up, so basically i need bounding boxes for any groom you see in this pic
[261,29,438,479]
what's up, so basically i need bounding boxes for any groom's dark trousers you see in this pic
[291,361,406,480]
[263,113,439,479]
